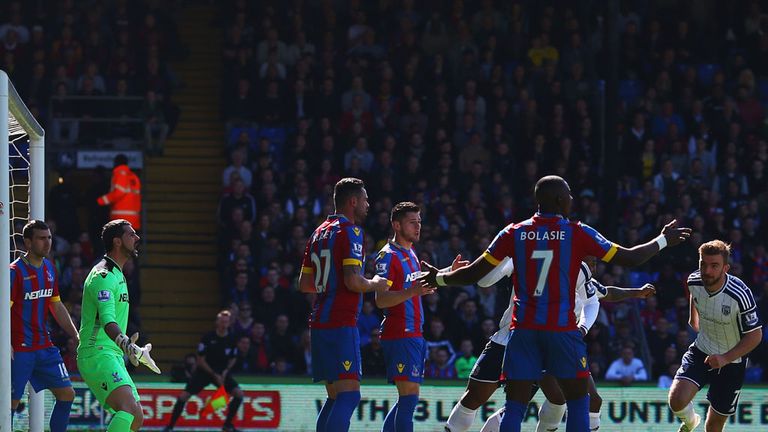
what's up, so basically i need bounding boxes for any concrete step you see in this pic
[148,211,216,224]
[142,304,220,320]
[145,200,218,212]
[141,268,218,284]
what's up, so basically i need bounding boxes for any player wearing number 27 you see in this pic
[299,178,390,432]
[420,175,691,432]
[668,240,762,432]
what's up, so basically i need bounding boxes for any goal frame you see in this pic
[1,69,46,432]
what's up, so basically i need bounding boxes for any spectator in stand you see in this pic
[425,347,456,379]
[357,300,380,347]
[142,90,168,156]
[249,322,271,374]
[454,339,477,379]
[222,148,252,189]
[362,328,386,376]
[605,346,648,385]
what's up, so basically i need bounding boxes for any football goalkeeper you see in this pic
[77,220,160,432]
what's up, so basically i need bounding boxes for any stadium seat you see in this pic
[758,78,768,104]
[619,80,643,105]
[697,64,721,87]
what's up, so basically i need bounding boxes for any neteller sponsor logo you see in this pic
[24,288,53,300]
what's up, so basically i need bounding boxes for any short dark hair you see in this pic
[101,219,131,252]
[391,201,420,223]
[333,177,365,209]
[23,220,49,239]
[114,154,128,167]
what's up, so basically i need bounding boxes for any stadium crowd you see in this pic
[0,0,184,374]
[213,0,768,384]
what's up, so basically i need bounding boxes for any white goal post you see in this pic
[1,69,46,432]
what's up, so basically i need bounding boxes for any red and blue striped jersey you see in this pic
[10,256,61,352]
[375,241,423,340]
[482,213,617,332]
[301,214,365,329]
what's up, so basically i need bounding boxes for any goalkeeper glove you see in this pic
[115,332,162,374]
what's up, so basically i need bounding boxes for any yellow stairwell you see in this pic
[139,5,224,371]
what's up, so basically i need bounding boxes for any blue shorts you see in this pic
[381,337,427,384]
[675,345,746,416]
[12,346,71,400]
[311,327,362,383]
[502,329,588,381]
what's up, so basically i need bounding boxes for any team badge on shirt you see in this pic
[746,311,759,326]
[377,262,388,273]
[112,372,122,383]
[722,305,731,316]
[411,365,420,377]
[397,363,405,373]
[343,360,352,371]
[97,290,111,302]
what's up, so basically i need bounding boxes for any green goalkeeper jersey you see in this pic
[77,256,130,358]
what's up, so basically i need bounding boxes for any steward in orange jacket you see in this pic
[97,154,142,229]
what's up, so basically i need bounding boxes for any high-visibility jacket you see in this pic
[97,164,142,229]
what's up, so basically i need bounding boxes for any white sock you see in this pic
[536,400,566,432]
[673,403,696,426]
[479,407,504,432]
[445,402,477,432]
[589,411,601,430]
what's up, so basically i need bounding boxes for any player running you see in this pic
[422,175,690,432]
[10,220,79,432]
[78,219,160,432]
[668,240,762,432]
[374,201,467,432]
[298,178,390,432]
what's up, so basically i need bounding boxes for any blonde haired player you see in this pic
[668,240,762,432]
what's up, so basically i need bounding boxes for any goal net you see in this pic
[1,70,47,432]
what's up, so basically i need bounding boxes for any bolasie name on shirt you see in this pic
[519,230,567,241]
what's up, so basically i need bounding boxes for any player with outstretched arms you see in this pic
[77,220,160,432]
[10,220,79,432]
[298,178,390,432]
[374,201,467,432]
[476,257,657,432]
[421,175,691,432]
[444,256,655,432]
[668,240,762,432]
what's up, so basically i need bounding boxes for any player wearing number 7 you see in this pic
[668,240,762,432]
[299,178,391,432]
[420,175,692,432]
[77,220,160,432]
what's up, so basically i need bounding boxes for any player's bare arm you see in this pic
[601,283,656,302]
[343,264,390,293]
[688,293,700,332]
[375,279,434,308]
[298,267,316,293]
[419,255,495,288]
[50,301,79,341]
[610,219,692,266]
[705,327,763,369]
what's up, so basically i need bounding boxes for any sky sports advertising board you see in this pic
[14,382,768,431]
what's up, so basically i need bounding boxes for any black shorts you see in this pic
[469,340,505,384]
[185,370,239,395]
[675,345,746,416]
